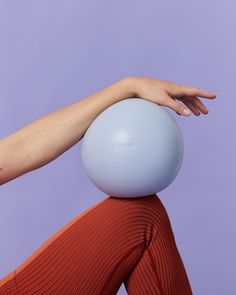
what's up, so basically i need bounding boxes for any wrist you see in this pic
[118,77,138,98]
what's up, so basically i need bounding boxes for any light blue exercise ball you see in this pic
[80,98,184,198]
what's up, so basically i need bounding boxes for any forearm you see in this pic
[0,77,135,185]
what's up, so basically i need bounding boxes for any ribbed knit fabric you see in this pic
[0,194,192,295]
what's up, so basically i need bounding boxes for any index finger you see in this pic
[178,85,217,99]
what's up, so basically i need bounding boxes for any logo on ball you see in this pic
[113,143,137,153]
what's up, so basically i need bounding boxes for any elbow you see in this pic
[0,168,8,186]
[0,166,16,186]
[0,167,4,185]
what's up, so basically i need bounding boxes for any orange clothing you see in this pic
[0,195,192,295]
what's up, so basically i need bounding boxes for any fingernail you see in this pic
[183,109,191,116]
[210,92,217,97]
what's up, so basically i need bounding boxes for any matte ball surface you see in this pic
[81,98,184,198]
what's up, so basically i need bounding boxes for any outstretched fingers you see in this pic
[179,96,209,115]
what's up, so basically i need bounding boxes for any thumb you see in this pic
[164,98,191,116]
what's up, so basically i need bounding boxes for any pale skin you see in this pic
[0,76,217,186]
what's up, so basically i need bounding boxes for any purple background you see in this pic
[0,1,234,294]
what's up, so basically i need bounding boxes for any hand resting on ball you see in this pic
[126,76,217,116]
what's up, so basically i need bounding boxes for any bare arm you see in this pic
[0,78,135,185]
[0,76,216,185]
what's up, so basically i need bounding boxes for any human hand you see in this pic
[127,76,217,116]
